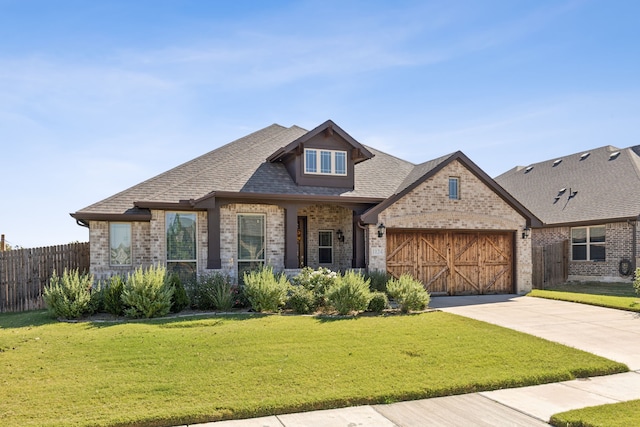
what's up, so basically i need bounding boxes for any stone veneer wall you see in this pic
[533,222,637,282]
[298,205,353,272]
[368,160,533,293]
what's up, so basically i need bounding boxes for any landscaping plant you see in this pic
[367,291,389,313]
[243,266,289,312]
[208,274,234,311]
[365,270,390,293]
[103,275,125,316]
[167,273,190,313]
[287,285,317,314]
[326,270,372,315]
[387,273,430,313]
[43,269,97,319]
[291,266,338,307]
[634,267,640,296]
[121,265,174,318]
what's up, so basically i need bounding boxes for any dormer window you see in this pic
[304,149,347,176]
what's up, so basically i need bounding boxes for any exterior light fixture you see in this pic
[336,229,344,243]
[377,223,386,238]
[522,227,530,239]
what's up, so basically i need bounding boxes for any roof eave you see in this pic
[537,216,639,229]
[70,210,152,222]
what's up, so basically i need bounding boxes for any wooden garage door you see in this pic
[386,230,514,295]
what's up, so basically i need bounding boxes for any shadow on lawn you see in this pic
[0,309,54,329]
[83,310,268,329]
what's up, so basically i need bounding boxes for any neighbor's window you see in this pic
[571,226,605,261]
[238,214,266,280]
[110,223,132,266]
[304,149,348,176]
[318,230,333,264]
[449,177,460,200]
[166,212,197,282]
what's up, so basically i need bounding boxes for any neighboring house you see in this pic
[72,120,538,295]
[496,145,640,282]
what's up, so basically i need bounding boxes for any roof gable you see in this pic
[495,145,640,226]
[361,151,540,226]
[266,119,374,164]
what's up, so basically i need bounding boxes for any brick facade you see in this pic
[533,222,637,282]
[89,161,533,292]
[368,160,533,293]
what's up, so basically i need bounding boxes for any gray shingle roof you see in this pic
[74,122,426,217]
[495,145,640,225]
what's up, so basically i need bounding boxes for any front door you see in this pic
[297,216,308,268]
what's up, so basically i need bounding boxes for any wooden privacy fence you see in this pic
[532,240,568,289]
[0,242,90,313]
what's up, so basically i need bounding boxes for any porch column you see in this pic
[353,215,366,268]
[283,204,298,269]
[206,201,221,269]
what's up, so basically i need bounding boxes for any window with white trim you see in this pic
[304,149,348,176]
[571,226,605,261]
[448,177,459,200]
[166,212,197,282]
[110,223,132,266]
[318,230,333,264]
[238,214,266,279]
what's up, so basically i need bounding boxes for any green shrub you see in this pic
[365,270,390,293]
[121,265,173,318]
[231,284,249,308]
[287,286,317,314]
[387,274,430,313]
[43,269,97,320]
[326,270,372,315]
[207,274,234,311]
[103,275,125,316]
[367,291,389,313]
[634,268,640,295]
[291,266,338,307]
[188,272,234,310]
[243,266,289,313]
[167,273,190,313]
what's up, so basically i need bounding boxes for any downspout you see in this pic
[76,219,89,228]
[633,218,638,271]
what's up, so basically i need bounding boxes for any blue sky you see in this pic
[1,0,639,248]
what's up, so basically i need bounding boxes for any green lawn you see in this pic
[529,281,640,312]
[550,400,640,427]
[0,310,627,427]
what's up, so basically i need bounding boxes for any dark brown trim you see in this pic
[194,191,384,207]
[70,211,152,222]
[360,151,542,227]
[134,201,199,210]
[266,119,374,164]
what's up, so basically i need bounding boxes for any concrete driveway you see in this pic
[430,294,640,371]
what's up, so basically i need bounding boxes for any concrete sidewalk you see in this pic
[186,295,640,426]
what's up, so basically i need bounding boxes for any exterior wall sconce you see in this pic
[522,227,530,239]
[336,229,345,243]
[377,223,386,238]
